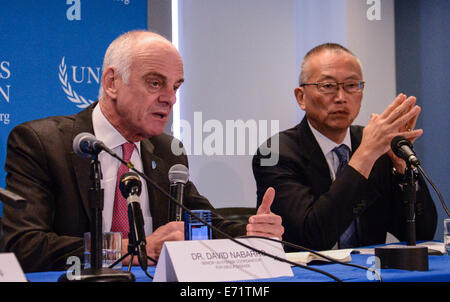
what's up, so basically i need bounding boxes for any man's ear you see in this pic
[102,67,120,99]
[294,87,306,110]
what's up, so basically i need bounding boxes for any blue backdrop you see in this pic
[395,0,450,240]
[0,0,147,216]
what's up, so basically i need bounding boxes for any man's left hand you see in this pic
[246,187,284,241]
[386,95,422,174]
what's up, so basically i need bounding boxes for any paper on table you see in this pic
[285,242,444,267]
[417,241,445,255]
[351,248,375,255]
[286,249,353,266]
[0,253,27,282]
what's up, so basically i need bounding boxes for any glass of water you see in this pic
[444,219,450,255]
[84,232,122,269]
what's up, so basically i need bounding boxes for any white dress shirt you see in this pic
[92,104,153,236]
[307,120,352,182]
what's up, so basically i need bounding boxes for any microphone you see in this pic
[102,150,349,281]
[391,136,420,167]
[168,164,189,221]
[119,172,147,271]
[73,132,107,158]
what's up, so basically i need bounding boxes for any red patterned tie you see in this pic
[110,142,136,239]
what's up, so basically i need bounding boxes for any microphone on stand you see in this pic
[391,136,420,167]
[374,136,428,272]
[72,134,358,281]
[167,164,212,240]
[390,136,448,217]
[391,136,420,246]
[73,132,107,158]
[119,172,148,271]
[59,134,135,282]
[73,132,119,160]
[168,164,189,221]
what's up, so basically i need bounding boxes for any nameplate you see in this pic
[153,238,293,282]
[0,253,27,282]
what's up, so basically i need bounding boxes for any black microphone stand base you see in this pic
[58,267,135,282]
[375,245,428,271]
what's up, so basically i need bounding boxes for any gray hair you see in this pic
[98,30,166,100]
[299,43,362,85]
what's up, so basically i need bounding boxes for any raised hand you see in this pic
[247,187,284,240]
[349,94,423,178]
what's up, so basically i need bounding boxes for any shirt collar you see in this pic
[92,103,141,153]
[307,119,352,156]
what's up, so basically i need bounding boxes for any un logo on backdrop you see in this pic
[0,61,11,104]
[58,57,99,109]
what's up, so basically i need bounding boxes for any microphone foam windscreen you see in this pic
[72,132,96,158]
[390,135,410,158]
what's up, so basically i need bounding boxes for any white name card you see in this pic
[0,253,27,282]
[153,237,293,282]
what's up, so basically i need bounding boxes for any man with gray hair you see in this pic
[2,30,284,273]
[253,43,437,251]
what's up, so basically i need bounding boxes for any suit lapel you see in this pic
[297,120,364,196]
[68,103,173,228]
[297,118,333,194]
[70,103,97,223]
[140,139,170,231]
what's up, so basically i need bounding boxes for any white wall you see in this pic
[346,0,396,126]
[294,0,348,120]
[175,0,396,208]
[178,0,300,208]
[295,0,396,125]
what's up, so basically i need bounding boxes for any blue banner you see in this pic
[0,0,147,215]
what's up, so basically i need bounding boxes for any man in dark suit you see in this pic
[2,30,283,273]
[253,43,437,251]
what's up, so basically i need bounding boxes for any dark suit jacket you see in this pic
[3,103,245,272]
[253,118,437,251]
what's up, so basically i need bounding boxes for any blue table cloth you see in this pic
[25,254,450,282]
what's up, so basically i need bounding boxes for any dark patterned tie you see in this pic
[333,144,358,248]
[110,142,135,239]
[333,144,350,177]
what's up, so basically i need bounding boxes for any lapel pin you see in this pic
[152,161,157,170]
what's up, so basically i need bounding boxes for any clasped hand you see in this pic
[351,93,423,178]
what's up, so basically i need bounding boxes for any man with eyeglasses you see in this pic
[252,43,437,251]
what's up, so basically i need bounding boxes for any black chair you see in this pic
[215,207,256,225]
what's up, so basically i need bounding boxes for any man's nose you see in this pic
[159,87,177,106]
[334,84,347,102]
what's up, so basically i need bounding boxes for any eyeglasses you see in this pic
[300,81,365,94]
